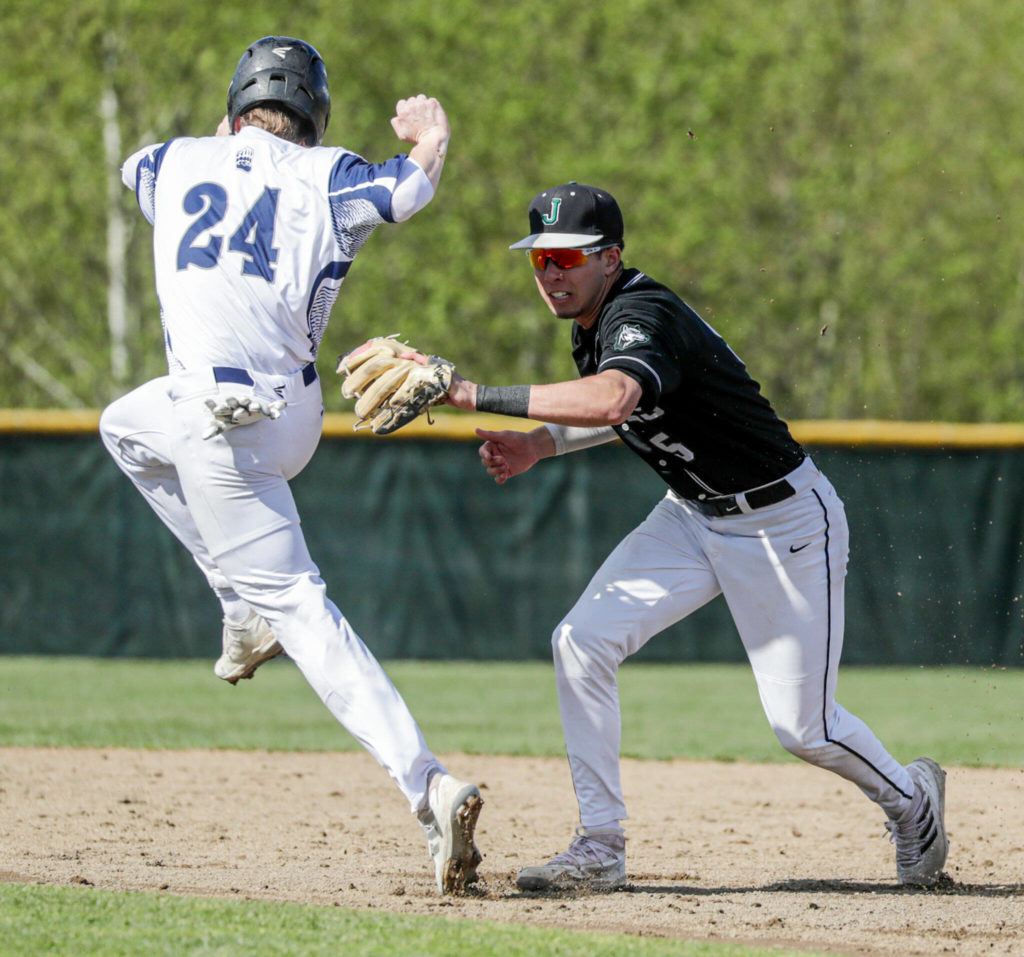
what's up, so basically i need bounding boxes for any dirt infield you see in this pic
[1,748,1022,956]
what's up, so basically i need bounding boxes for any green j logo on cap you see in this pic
[541,198,561,225]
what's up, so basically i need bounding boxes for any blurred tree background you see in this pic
[2,0,1023,420]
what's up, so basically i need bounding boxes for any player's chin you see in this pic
[543,293,576,317]
[548,306,580,322]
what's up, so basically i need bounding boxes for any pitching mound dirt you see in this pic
[1,748,1022,956]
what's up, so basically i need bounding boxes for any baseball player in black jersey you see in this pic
[443,183,948,890]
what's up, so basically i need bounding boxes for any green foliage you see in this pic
[0,657,1020,766]
[2,0,1024,418]
[0,883,820,957]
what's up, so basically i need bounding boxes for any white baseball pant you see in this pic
[99,368,443,811]
[553,456,915,826]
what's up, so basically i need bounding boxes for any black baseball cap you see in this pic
[509,182,624,250]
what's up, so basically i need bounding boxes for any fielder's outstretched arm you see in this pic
[448,368,642,427]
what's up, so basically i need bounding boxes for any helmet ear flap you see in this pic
[226,36,331,145]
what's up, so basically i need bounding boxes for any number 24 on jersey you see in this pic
[177,183,280,282]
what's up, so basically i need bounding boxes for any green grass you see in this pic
[0,884,828,957]
[0,657,1020,766]
[1,657,1018,957]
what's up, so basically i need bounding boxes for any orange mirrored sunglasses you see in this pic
[528,244,614,271]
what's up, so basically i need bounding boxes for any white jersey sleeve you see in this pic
[389,159,435,223]
[121,126,433,375]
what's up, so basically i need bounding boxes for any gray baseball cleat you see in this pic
[516,826,627,891]
[214,611,283,684]
[417,773,484,894]
[886,756,948,886]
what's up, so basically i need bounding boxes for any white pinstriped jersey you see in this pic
[122,125,434,375]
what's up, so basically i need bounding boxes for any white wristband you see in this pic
[544,423,617,455]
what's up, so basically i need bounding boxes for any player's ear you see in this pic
[602,245,622,273]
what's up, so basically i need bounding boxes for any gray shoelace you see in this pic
[549,832,618,867]
[886,792,936,867]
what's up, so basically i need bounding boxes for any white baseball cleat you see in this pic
[417,773,483,894]
[214,611,283,685]
[887,756,948,886]
[516,826,627,891]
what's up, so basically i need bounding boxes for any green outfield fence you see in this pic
[1,410,1023,666]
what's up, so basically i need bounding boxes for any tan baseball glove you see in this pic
[336,335,455,434]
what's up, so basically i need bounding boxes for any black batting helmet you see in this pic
[226,36,331,145]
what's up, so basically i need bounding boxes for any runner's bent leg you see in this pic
[164,376,443,811]
[99,378,253,610]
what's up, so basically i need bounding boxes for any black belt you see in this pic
[688,477,796,517]
[213,363,317,387]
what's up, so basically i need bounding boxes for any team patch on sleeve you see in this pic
[613,324,651,351]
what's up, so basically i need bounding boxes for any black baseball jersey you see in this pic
[571,268,805,499]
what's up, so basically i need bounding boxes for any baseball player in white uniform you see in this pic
[98,36,482,894]
[442,183,948,890]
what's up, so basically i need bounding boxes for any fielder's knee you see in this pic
[552,619,621,680]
